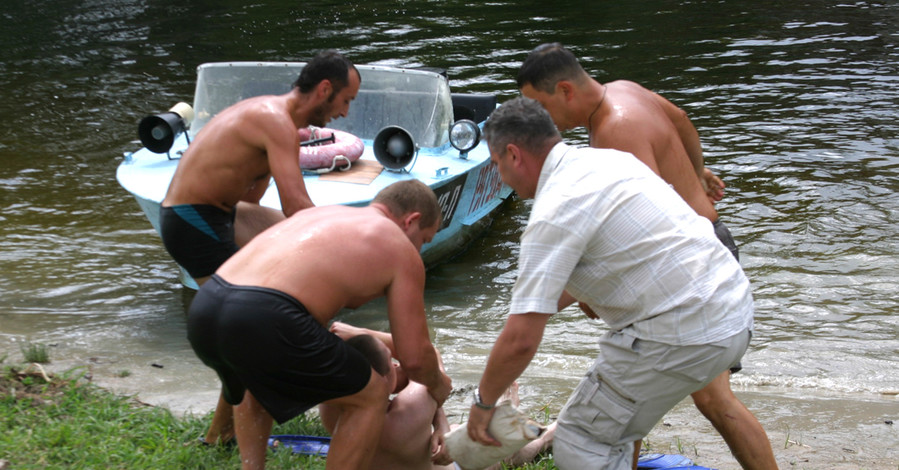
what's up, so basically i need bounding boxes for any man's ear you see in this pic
[403,211,422,229]
[557,81,575,101]
[507,143,523,166]
[316,79,333,101]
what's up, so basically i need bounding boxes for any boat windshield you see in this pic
[190,62,453,148]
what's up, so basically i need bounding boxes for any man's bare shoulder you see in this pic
[217,94,292,127]
[286,206,418,258]
[607,79,652,95]
[599,81,671,134]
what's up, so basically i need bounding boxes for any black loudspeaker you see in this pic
[138,102,194,154]
[373,126,416,170]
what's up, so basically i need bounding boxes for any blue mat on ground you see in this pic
[637,453,715,469]
[267,434,331,457]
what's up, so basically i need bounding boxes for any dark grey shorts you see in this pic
[713,218,739,262]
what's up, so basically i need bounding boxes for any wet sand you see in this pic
[642,389,898,469]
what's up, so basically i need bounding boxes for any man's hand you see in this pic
[428,372,453,408]
[430,430,453,466]
[328,321,366,341]
[700,167,725,203]
[466,405,502,447]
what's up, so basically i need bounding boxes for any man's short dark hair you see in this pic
[483,97,561,157]
[516,42,586,93]
[373,179,442,230]
[346,335,391,377]
[293,49,359,95]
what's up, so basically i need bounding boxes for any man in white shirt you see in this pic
[517,43,776,469]
[465,97,754,469]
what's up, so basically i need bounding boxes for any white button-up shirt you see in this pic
[509,142,753,345]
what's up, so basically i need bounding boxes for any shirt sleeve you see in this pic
[508,218,588,315]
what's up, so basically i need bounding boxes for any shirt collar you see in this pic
[536,141,571,198]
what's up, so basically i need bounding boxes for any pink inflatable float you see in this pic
[298,127,364,171]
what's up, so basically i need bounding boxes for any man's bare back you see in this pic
[591,80,719,221]
[216,204,428,325]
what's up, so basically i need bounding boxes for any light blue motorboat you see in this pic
[116,62,512,289]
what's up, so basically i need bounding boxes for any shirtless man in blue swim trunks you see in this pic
[187,180,453,470]
[160,49,361,286]
[160,49,360,446]
[516,43,778,470]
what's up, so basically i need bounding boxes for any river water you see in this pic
[1,0,897,462]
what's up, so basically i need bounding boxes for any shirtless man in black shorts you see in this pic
[186,180,453,470]
[160,49,360,445]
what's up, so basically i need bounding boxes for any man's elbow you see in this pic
[508,338,540,358]
[501,317,546,357]
[398,349,438,380]
[398,355,428,377]
[282,199,314,217]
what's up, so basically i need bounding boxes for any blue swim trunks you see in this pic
[159,204,239,278]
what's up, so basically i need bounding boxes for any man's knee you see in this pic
[691,371,736,414]
[554,425,633,470]
[234,202,286,245]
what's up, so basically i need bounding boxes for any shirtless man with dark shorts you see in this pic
[187,180,453,470]
[160,49,361,286]
[160,50,360,446]
[516,43,777,469]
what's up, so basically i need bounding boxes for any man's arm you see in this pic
[467,313,550,446]
[652,92,704,176]
[650,93,725,202]
[557,290,577,311]
[266,122,315,216]
[385,254,452,407]
[331,322,397,356]
[430,407,453,466]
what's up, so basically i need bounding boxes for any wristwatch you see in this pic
[471,389,495,410]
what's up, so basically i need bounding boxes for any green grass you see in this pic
[19,343,50,364]
[0,364,556,469]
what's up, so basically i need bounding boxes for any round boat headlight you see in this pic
[449,119,481,154]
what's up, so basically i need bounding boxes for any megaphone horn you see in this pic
[138,102,194,154]
[374,126,416,171]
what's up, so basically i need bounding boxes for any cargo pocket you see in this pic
[559,372,637,445]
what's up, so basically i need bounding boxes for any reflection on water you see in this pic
[1,0,897,422]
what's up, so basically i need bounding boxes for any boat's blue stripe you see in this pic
[172,205,220,241]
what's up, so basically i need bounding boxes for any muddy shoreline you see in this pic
[69,356,897,470]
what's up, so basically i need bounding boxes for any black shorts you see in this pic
[186,275,372,424]
[713,218,743,373]
[713,219,739,262]
[159,204,239,278]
